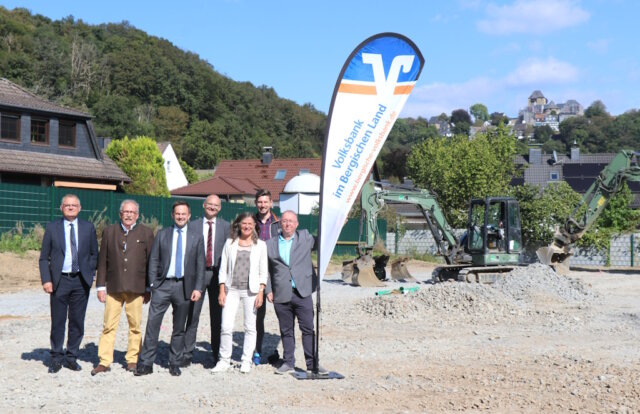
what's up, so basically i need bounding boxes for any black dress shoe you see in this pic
[169,365,181,377]
[48,361,62,374]
[180,358,192,368]
[64,360,82,371]
[134,364,153,376]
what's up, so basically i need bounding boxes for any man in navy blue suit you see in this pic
[39,194,98,374]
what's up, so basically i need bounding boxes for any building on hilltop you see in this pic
[519,90,583,132]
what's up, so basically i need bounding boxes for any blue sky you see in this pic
[3,0,639,118]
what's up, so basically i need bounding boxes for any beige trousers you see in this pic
[97,292,144,367]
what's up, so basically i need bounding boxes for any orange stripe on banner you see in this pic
[339,83,415,95]
[394,84,414,94]
[338,83,377,94]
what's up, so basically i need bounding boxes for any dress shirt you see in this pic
[278,234,296,288]
[202,218,216,258]
[167,225,187,278]
[62,218,79,273]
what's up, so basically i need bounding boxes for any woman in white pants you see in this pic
[212,212,268,373]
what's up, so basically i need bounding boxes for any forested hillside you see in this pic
[0,7,326,167]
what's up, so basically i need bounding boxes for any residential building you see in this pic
[519,90,583,132]
[171,147,322,205]
[156,141,188,191]
[0,78,129,190]
[512,147,640,207]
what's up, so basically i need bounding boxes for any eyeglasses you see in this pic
[62,204,79,208]
[120,210,138,215]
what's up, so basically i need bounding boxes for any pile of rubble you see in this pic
[357,264,598,324]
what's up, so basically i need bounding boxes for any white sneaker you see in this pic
[211,360,230,373]
[240,362,251,374]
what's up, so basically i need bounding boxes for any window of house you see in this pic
[299,168,310,175]
[274,169,287,180]
[550,172,559,181]
[1,113,20,141]
[59,121,76,147]
[30,118,49,144]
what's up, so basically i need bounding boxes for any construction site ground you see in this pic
[0,252,638,413]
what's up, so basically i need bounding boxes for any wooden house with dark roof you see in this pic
[0,78,130,190]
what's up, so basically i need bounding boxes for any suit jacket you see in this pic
[39,217,99,290]
[191,217,230,275]
[96,223,155,295]
[147,222,205,300]
[266,229,317,303]
[218,238,268,294]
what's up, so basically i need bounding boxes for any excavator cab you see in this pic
[466,197,522,266]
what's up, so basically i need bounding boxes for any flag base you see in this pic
[292,370,345,380]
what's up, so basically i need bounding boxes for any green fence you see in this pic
[0,182,385,256]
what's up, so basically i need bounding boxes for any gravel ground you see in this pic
[1,260,639,413]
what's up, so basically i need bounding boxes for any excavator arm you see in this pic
[360,180,461,264]
[537,150,640,272]
[342,180,465,287]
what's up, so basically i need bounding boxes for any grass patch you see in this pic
[0,222,44,254]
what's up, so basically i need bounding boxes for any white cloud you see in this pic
[505,57,579,86]
[402,57,581,119]
[586,38,610,54]
[477,0,590,35]
[402,77,499,118]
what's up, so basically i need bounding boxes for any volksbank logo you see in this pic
[339,53,416,97]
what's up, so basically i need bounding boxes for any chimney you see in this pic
[571,146,580,161]
[529,148,542,165]
[262,146,273,165]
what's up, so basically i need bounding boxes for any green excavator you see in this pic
[537,149,640,273]
[342,180,523,286]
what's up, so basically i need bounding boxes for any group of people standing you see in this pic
[39,189,321,377]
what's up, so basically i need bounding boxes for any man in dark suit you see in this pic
[182,194,230,367]
[91,199,155,376]
[135,201,205,377]
[266,210,323,374]
[39,194,98,374]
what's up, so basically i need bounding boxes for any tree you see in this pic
[533,125,554,143]
[490,112,509,126]
[469,103,489,125]
[450,109,471,136]
[407,124,517,227]
[105,136,170,196]
[584,100,609,118]
[153,105,188,150]
[179,159,199,184]
[508,182,581,246]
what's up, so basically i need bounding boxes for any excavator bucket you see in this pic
[390,257,416,281]
[341,261,356,284]
[342,253,388,287]
[536,245,572,275]
[340,254,386,287]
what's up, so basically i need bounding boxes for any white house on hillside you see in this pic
[157,142,188,191]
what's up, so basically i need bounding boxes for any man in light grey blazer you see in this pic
[266,210,320,374]
[182,194,230,366]
[135,201,205,377]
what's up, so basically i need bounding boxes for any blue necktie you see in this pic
[175,228,183,279]
[70,223,79,273]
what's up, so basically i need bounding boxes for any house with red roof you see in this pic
[171,147,322,205]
